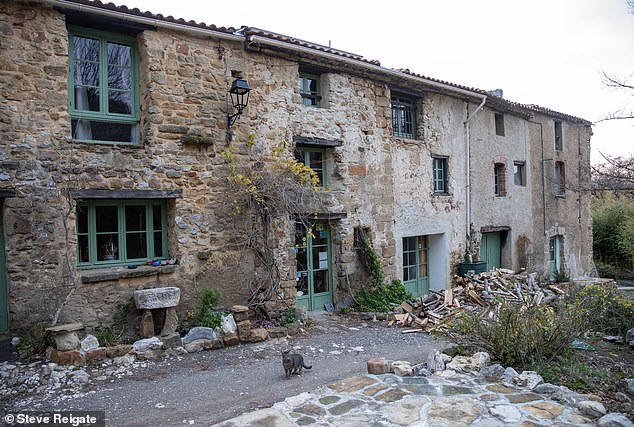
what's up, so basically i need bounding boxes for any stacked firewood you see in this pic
[388,268,567,333]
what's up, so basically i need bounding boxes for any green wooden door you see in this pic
[402,236,429,297]
[549,236,561,281]
[480,232,502,271]
[295,222,333,311]
[0,210,7,332]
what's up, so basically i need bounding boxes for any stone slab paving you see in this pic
[212,371,631,427]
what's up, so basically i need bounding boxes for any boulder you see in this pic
[114,354,135,366]
[367,357,389,375]
[446,352,491,373]
[221,314,237,335]
[223,332,239,347]
[55,332,81,352]
[132,287,180,309]
[578,400,607,418]
[478,363,505,381]
[184,339,206,353]
[80,334,100,353]
[501,367,519,384]
[106,344,132,358]
[248,328,268,343]
[617,379,634,397]
[159,332,182,349]
[597,413,634,427]
[132,337,163,354]
[392,360,413,377]
[182,327,220,345]
[267,326,288,339]
[626,328,634,345]
[231,305,250,323]
[426,349,451,372]
[85,348,106,364]
[513,371,544,390]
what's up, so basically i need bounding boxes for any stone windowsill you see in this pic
[81,265,176,284]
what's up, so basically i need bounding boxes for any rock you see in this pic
[426,350,451,373]
[617,379,634,397]
[69,370,90,385]
[367,357,389,375]
[501,367,518,384]
[203,339,224,350]
[231,305,250,322]
[471,352,491,369]
[614,392,632,403]
[106,344,132,358]
[286,321,301,336]
[446,352,490,373]
[54,332,80,351]
[85,348,106,364]
[184,339,205,353]
[626,328,634,345]
[411,363,431,377]
[578,400,607,418]
[159,332,182,349]
[114,354,135,366]
[221,314,237,335]
[478,363,505,381]
[248,328,268,343]
[139,310,154,337]
[132,337,163,354]
[490,404,522,423]
[513,371,544,390]
[236,320,252,341]
[132,287,180,309]
[160,307,179,335]
[11,337,20,346]
[267,326,288,339]
[80,334,100,353]
[392,360,413,377]
[533,383,562,395]
[223,332,239,347]
[597,413,634,427]
[182,327,220,345]
[49,350,84,366]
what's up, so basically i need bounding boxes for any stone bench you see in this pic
[133,287,181,337]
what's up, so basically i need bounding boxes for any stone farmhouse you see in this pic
[0,0,595,334]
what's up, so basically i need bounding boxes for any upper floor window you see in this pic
[391,95,416,138]
[554,161,566,196]
[68,26,139,144]
[495,113,505,136]
[494,163,507,196]
[76,199,167,268]
[554,120,563,151]
[433,157,448,194]
[513,161,525,186]
[294,147,326,187]
[299,72,321,107]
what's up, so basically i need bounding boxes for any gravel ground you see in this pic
[4,312,449,426]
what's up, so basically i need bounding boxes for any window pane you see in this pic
[126,232,147,259]
[95,206,118,232]
[78,235,89,263]
[109,89,132,114]
[153,205,163,230]
[73,36,99,61]
[97,233,118,261]
[295,247,307,272]
[296,272,308,294]
[108,65,131,90]
[153,231,163,257]
[108,42,131,66]
[74,61,100,87]
[71,119,138,143]
[74,86,100,112]
[125,205,146,231]
[77,205,88,233]
[313,270,328,293]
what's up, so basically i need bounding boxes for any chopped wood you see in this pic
[444,288,453,306]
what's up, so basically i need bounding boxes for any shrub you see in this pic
[446,299,588,370]
[16,323,51,360]
[280,307,299,325]
[355,280,413,313]
[194,288,223,329]
[567,282,634,337]
[94,326,119,347]
[594,261,617,279]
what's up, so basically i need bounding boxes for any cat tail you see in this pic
[303,362,312,369]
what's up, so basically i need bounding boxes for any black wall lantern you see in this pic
[227,77,251,129]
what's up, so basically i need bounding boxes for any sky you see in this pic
[119,0,634,164]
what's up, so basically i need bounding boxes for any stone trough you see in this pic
[133,287,180,337]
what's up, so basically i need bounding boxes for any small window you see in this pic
[391,95,416,138]
[494,163,507,196]
[495,113,505,136]
[68,26,140,144]
[433,157,448,194]
[76,199,168,268]
[513,161,525,186]
[294,147,326,187]
[554,121,563,151]
[299,72,321,107]
[554,161,566,195]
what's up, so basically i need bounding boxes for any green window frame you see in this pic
[76,199,167,268]
[299,72,321,107]
[68,26,140,144]
[391,95,416,138]
[433,157,448,194]
[294,147,326,187]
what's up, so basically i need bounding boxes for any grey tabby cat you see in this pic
[281,349,312,378]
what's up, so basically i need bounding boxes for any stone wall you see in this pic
[0,0,595,334]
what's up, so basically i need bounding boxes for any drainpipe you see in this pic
[464,95,487,254]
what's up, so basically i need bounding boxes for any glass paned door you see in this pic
[549,236,562,280]
[295,221,332,311]
[402,236,429,297]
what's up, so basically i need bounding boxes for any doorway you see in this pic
[402,235,429,297]
[549,235,563,281]
[295,221,333,311]
[480,232,502,271]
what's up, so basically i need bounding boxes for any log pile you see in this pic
[388,268,567,333]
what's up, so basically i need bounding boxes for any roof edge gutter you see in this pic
[247,35,485,101]
[42,0,244,43]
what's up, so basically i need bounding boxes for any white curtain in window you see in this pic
[74,87,92,140]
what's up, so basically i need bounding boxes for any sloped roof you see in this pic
[46,0,592,126]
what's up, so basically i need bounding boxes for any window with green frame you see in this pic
[299,72,321,107]
[294,147,326,187]
[391,94,416,138]
[76,200,167,267]
[68,26,140,144]
[433,157,448,194]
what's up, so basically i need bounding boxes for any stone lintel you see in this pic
[293,135,343,148]
[71,189,183,200]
